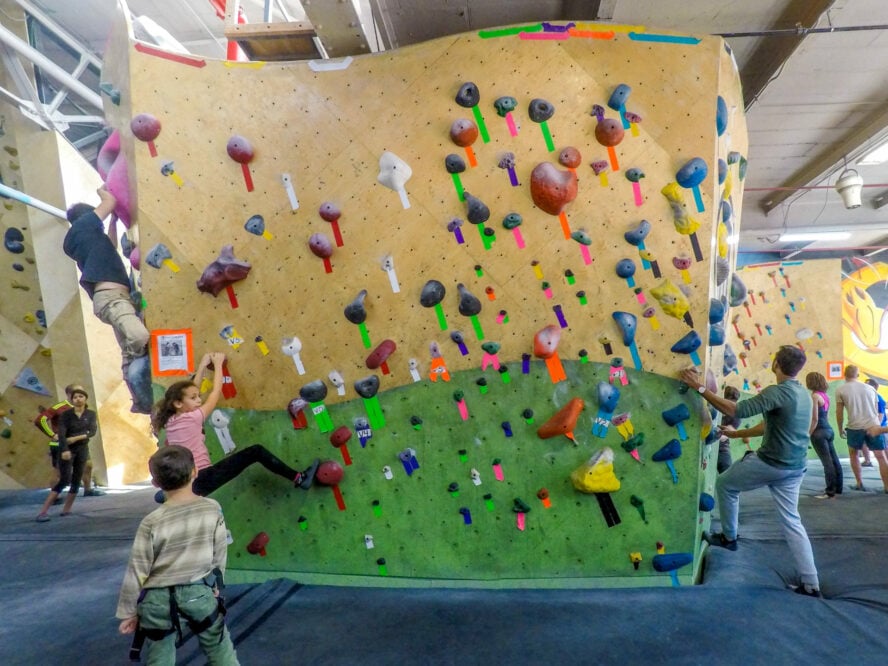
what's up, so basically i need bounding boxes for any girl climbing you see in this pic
[152,351,318,499]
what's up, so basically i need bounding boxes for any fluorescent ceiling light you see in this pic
[857,139,888,165]
[778,231,851,242]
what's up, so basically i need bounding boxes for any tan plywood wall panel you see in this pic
[728,260,842,390]
[108,16,749,586]
[119,28,745,407]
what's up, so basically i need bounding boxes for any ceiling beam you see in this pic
[759,103,888,213]
[737,0,835,110]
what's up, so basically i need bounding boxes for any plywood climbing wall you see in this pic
[107,6,747,587]
[728,261,843,392]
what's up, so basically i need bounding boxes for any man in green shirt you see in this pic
[679,345,821,597]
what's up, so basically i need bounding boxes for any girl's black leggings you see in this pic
[192,445,298,496]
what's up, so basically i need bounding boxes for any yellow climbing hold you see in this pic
[571,447,621,493]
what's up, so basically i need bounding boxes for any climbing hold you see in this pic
[558,147,582,169]
[455,82,480,108]
[493,96,517,116]
[4,227,24,254]
[445,154,466,174]
[529,162,577,216]
[463,191,490,225]
[344,290,368,324]
[456,283,481,316]
[196,245,251,297]
[450,119,478,147]
[527,98,555,123]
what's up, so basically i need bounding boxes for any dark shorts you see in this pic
[49,446,60,468]
[846,428,886,451]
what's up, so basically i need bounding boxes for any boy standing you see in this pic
[117,446,239,664]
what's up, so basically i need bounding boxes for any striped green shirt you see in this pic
[116,497,227,618]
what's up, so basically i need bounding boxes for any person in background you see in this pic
[806,372,842,499]
[63,186,151,413]
[836,365,888,492]
[35,386,97,521]
[116,445,239,664]
[861,378,887,467]
[717,386,742,473]
[34,384,104,497]
[680,345,822,597]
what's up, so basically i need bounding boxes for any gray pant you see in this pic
[716,452,819,588]
[92,287,149,363]
[138,583,239,665]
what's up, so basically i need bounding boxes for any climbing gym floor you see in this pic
[2,459,887,666]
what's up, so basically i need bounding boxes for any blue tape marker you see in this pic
[676,423,687,441]
[638,240,651,269]
[690,350,701,366]
[692,185,705,212]
[402,459,413,476]
[626,276,636,288]
[593,409,613,438]
[522,353,531,374]
[629,342,643,371]
[618,104,629,129]
[628,32,701,44]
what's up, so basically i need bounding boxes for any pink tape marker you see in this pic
[505,112,518,137]
[492,460,504,481]
[516,513,526,530]
[512,228,526,249]
[457,399,469,421]
[632,182,643,207]
[580,245,592,265]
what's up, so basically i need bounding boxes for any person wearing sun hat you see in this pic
[35,384,98,521]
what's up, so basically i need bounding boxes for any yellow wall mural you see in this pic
[841,259,888,386]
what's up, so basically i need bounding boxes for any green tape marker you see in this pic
[540,121,555,152]
[471,105,490,143]
[478,24,543,38]
[372,500,382,517]
[358,322,371,348]
[434,303,448,331]
[297,515,308,531]
[470,314,485,341]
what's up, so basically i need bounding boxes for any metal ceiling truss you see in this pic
[0,0,104,139]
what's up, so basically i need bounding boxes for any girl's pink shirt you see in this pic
[165,408,212,470]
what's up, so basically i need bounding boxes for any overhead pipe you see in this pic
[0,182,67,220]
[719,24,888,38]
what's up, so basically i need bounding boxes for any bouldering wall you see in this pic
[728,261,843,391]
[723,260,844,462]
[108,5,747,587]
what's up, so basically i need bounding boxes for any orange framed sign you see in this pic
[826,360,844,380]
[150,328,194,376]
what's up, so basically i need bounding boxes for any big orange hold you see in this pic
[530,163,577,216]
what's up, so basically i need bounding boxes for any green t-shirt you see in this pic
[735,379,812,470]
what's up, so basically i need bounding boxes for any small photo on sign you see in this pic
[151,328,194,376]
[826,360,844,380]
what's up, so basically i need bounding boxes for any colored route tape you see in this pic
[134,43,207,67]
[628,32,701,44]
